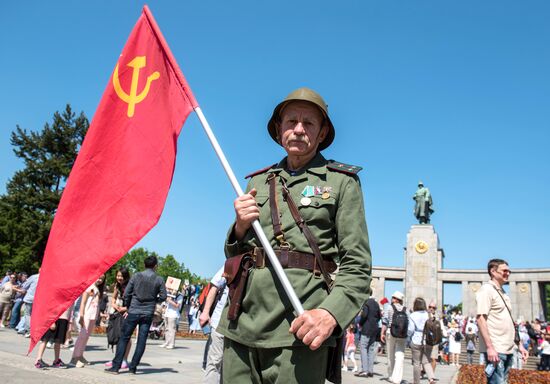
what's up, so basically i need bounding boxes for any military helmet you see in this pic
[418,181,424,186]
[267,87,335,151]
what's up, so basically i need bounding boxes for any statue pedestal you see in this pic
[404,225,443,309]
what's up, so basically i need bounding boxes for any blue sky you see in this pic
[1,1,549,305]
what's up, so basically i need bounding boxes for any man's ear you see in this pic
[318,125,329,142]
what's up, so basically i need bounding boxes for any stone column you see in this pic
[437,279,444,312]
[509,281,517,320]
[531,282,542,322]
[462,281,470,317]
[370,277,385,302]
[404,225,440,309]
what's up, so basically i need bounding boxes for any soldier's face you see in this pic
[278,101,328,158]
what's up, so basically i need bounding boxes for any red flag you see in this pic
[29,6,198,352]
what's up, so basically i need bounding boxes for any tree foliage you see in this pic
[0,105,88,273]
[105,247,204,289]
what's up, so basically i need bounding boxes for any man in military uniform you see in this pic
[217,88,372,383]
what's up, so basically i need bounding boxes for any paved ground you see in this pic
[0,328,459,383]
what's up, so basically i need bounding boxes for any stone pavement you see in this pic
[0,328,459,383]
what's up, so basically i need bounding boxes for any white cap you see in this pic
[392,291,404,302]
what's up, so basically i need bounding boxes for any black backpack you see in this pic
[454,331,462,342]
[390,304,409,338]
[107,311,123,351]
[423,317,443,346]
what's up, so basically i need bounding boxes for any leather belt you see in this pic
[250,247,337,275]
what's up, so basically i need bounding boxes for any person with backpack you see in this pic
[381,291,408,384]
[465,326,477,365]
[355,296,381,378]
[448,320,462,366]
[408,297,436,384]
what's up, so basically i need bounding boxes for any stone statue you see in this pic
[413,181,434,224]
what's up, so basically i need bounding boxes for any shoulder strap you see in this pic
[492,285,514,320]
[279,177,333,291]
[267,173,285,244]
[245,164,277,179]
[326,160,363,175]
[492,285,517,328]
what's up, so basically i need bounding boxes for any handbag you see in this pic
[492,285,521,345]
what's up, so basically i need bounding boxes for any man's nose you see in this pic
[293,122,306,134]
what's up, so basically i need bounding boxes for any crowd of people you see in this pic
[344,292,550,383]
[1,258,550,384]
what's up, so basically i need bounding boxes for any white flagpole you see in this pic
[193,107,305,316]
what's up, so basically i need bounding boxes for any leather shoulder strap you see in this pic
[245,164,277,179]
[279,178,333,291]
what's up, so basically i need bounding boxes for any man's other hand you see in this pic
[199,312,210,328]
[289,309,337,350]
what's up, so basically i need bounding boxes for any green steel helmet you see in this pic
[267,87,335,151]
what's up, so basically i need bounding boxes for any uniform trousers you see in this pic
[164,317,177,347]
[386,333,406,384]
[72,319,95,358]
[205,328,224,384]
[223,337,328,384]
[411,343,435,384]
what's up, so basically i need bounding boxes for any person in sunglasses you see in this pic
[476,259,528,384]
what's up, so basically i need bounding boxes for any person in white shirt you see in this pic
[199,266,229,384]
[476,259,528,384]
[161,289,183,349]
[539,333,550,371]
[381,291,407,384]
[408,297,436,384]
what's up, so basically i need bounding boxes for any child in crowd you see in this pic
[188,301,201,334]
[70,274,105,367]
[342,324,358,372]
[34,305,73,368]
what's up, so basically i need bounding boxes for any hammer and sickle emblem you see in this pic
[113,56,160,117]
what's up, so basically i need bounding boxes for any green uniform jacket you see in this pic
[217,152,372,349]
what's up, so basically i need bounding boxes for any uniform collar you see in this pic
[268,152,327,182]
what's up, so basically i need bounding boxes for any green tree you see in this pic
[0,105,88,273]
[105,247,205,289]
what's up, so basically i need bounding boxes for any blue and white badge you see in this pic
[301,186,315,198]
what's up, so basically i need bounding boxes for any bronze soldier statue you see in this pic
[413,181,434,224]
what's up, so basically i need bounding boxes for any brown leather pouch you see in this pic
[223,253,254,321]
[326,335,344,383]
